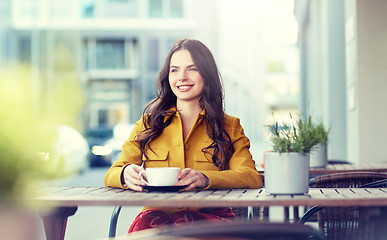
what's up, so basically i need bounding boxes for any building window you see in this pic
[17,36,31,63]
[170,0,183,17]
[96,39,125,69]
[98,109,108,125]
[149,0,162,17]
[149,0,183,18]
[82,2,94,18]
[147,38,159,71]
[84,38,137,70]
[88,80,132,128]
[82,0,137,18]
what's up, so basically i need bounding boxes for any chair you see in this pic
[232,206,269,221]
[299,171,387,240]
[308,171,387,188]
[109,206,123,238]
[127,220,325,240]
[327,160,351,165]
[292,161,352,222]
[108,206,268,238]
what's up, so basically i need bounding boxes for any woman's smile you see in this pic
[177,84,194,91]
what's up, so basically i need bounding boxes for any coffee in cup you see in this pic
[139,167,180,186]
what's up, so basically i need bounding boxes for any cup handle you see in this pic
[139,170,149,185]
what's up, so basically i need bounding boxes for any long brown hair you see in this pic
[136,38,234,170]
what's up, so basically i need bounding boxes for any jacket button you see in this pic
[184,143,191,150]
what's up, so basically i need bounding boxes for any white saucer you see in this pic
[141,185,187,192]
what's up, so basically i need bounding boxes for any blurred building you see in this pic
[3,0,194,131]
[294,0,387,163]
[1,0,301,160]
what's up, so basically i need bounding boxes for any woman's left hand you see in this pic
[176,168,210,191]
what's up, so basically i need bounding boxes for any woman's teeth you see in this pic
[178,86,191,90]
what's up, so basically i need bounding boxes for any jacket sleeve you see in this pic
[104,118,144,188]
[200,117,263,189]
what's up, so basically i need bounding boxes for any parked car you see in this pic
[38,125,89,176]
[86,126,114,167]
[105,123,135,164]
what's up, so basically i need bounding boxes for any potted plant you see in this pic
[309,121,330,167]
[264,113,322,194]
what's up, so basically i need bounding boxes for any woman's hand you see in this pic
[177,168,210,191]
[122,164,147,191]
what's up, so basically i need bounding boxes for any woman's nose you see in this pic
[178,71,187,81]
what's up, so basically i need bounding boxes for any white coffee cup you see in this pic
[139,167,180,186]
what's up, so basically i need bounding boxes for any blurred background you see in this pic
[0,0,302,172]
[1,0,387,239]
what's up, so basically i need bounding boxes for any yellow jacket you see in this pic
[104,109,263,212]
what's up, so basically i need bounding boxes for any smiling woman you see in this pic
[104,38,263,234]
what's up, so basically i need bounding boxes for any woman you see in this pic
[104,38,263,232]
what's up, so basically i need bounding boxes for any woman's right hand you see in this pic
[122,164,146,191]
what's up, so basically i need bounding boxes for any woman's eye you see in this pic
[189,68,197,71]
[170,69,178,73]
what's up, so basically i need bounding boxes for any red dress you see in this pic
[129,207,235,233]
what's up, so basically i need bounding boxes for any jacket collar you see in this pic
[168,106,206,123]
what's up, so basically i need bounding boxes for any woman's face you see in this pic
[169,49,204,106]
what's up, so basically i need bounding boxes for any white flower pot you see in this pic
[264,152,310,194]
[310,143,328,167]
